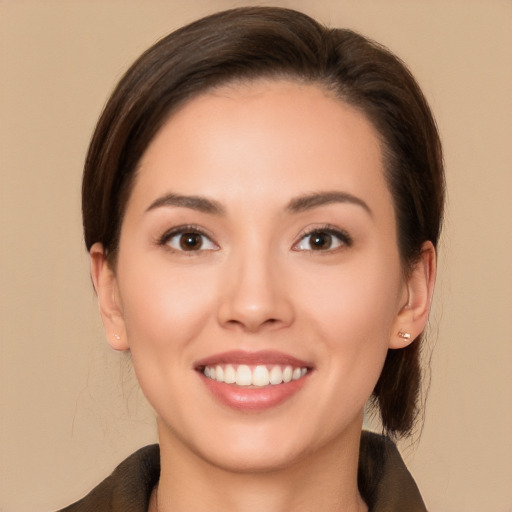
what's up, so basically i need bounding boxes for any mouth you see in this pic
[194,351,313,411]
[201,364,309,387]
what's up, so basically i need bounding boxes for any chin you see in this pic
[201,440,309,474]
[159,415,310,474]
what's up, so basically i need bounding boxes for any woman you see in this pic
[61,6,443,512]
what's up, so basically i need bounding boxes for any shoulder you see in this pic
[56,444,160,512]
[359,431,427,512]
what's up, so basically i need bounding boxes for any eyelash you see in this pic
[293,225,353,253]
[157,224,352,254]
[157,224,218,253]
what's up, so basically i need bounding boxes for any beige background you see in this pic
[1,1,511,511]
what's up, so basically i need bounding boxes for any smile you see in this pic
[195,350,313,411]
[203,364,308,387]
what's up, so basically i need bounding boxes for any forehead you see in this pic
[132,79,391,215]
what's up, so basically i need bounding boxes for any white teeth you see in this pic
[202,363,308,387]
[252,365,270,387]
[224,364,236,384]
[236,365,252,386]
[292,368,302,380]
[269,365,283,385]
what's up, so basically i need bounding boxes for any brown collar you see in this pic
[57,431,426,512]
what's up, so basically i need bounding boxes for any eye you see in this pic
[294,227,352,252]
[160,226,218,252]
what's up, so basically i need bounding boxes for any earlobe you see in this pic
[89,243,129,351]
[389,241,437,349]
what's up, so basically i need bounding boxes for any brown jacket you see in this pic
[57,431,427,512]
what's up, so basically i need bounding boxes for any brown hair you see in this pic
[82,7,444,437]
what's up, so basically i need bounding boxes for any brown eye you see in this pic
[164,229,218,252]
[179,233,203,251]
[309,232,333,250]
[294,228,351,252]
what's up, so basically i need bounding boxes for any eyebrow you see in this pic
[145,190,372,217]
[286,191,373,216]
[145,193,225,215]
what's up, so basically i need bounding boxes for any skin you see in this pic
[91,79,436,512]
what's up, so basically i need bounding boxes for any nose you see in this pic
[216,247,295,333]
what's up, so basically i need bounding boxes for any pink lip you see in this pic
[194,350,312,369]
[194,350,313,412]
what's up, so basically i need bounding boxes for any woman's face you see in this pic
[100,80,414,471]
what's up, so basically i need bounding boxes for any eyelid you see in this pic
[292,224,353,252]
[157,224,219,252]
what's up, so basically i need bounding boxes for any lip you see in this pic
[194,350,312,368]
[194,350,313,412]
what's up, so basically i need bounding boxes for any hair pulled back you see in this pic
[82,7,444,438]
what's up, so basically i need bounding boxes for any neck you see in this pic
[152,420,368,512]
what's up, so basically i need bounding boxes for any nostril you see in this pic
[223,316,285,333]
[216,286,295,332]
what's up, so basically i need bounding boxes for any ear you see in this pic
[89,243,129,351]
[389,241,437,349]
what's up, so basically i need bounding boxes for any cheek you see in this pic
[297,253,402,380]
[300,253,401,332]
[115,259,221,415]
[117,258,217,357]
